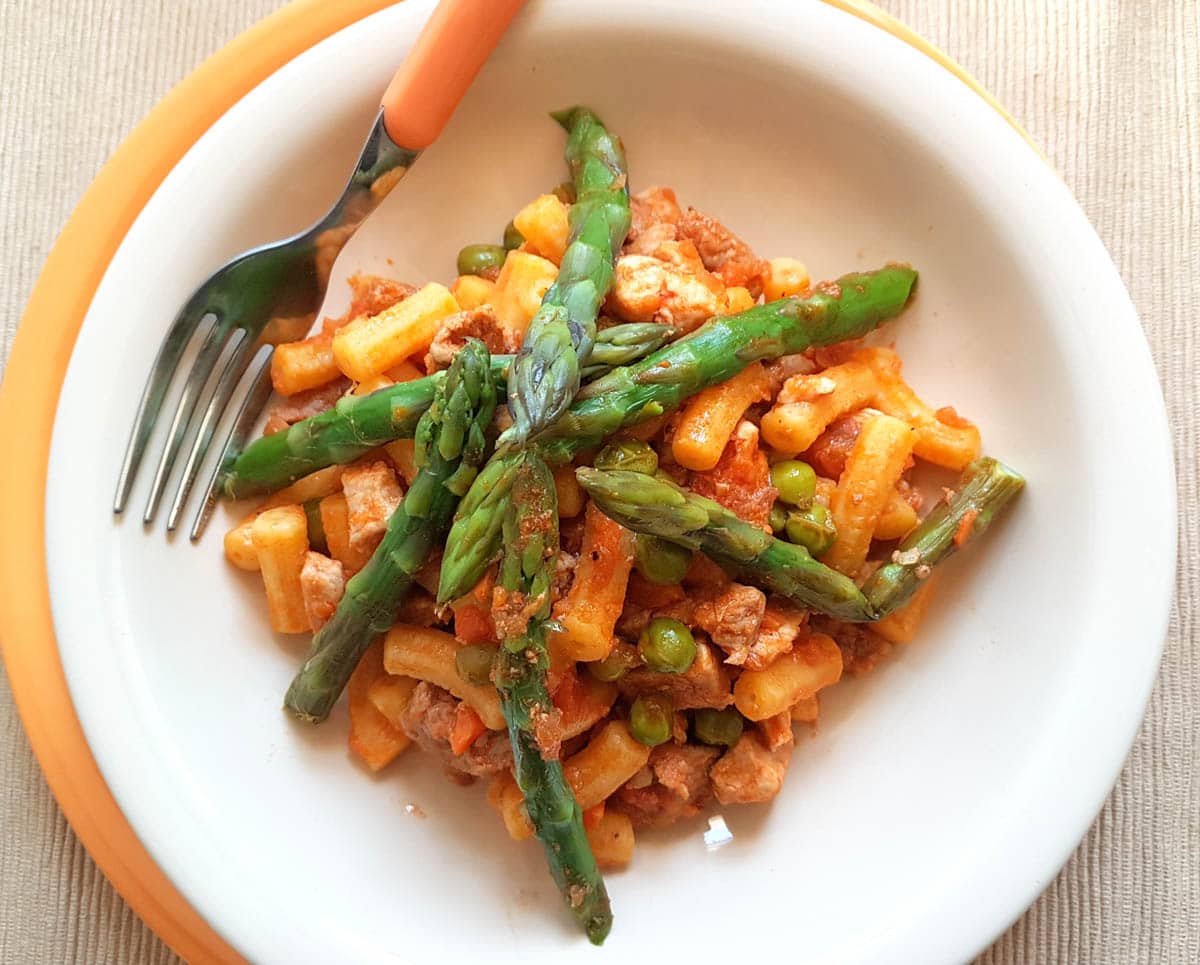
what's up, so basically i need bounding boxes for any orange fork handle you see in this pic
[381,0,527,150]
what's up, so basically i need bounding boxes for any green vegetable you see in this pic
[634,534,692,585]
[629,695,673,747]
[437,264,918,601]
[455,643,498,686]
[587,642,641,682]
[283,340,496,722]
[456,244,507,277]
[302,498,327,554]
[492,453,612,944]
[220,323,673,499]
[785,504,836,556]
[638,617,697,674]
[503,220,525,251]
[693,708,744,747]
[594,440,659,475]
[770,459,817,507]
[769,503,789,534]
[500,106,633,450]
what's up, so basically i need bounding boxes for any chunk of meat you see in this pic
[764,353,819,397]
[611,743,719,828]
[805,413,862,480]
[399,682,512,777]
[347,273,417,319]
[608,254,724,333]
[694,583,766,665]
[743,602,809,672]
[810,615,894,676]
[341,461,403,553]
[689,421,776,530]
[618,640,733,709]
[425,305,518,372]
[300,551,345,631]
[262,378,350,435]
[710,730,793,805]
[757,711,794,751]
[676,207,769,297]
[625,186,682,255]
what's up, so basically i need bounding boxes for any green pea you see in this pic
[587,642,641,682]
[638,617,697,674]
[629,695,673,747]
[693,708,745,747]
[770,459,817,507]
[455,643,498,686]
[551,180,577,204]
[634,535,692,585]
[593,440,659,475]
[302,499,328,554]
[769,502,789,534]
[785,503,837,556]
[456,244,507,278]
[502,221,525,251]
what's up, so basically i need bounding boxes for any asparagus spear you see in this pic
[500,107,632,450]
[576,468,875,622]
[438,264,918,600]
[221,322,673,499]
[860,457,1026,614]
[283,340,497,723]
[493,453,612,944]
[575,459,1024,622]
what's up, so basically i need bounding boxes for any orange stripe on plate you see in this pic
[0,0,1037,961]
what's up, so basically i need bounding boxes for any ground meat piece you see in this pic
[347,273,416,319]
[710,730,793,805]
[764,354,819,396]
[262,378,350,435]
[341,461,403,553]
[396,587,442,628]
[805,414,862,480]
[676,207,769,297]
[689,421,776,531]
[425,305,518,372]
[811,616,894,676]
[611,743,719,828]
[300,551,345,631]
[618,640,733,709]
[625,186,682,255]
[608,254,724,332]
[743,602,809,671]
[400,683,513,777]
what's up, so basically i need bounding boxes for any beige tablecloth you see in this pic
[1,1,1196,962]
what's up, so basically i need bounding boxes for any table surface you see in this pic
[1,1,1196,962]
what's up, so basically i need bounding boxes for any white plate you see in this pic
[46,0,1174,962]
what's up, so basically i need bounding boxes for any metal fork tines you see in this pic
[113,111,419,536]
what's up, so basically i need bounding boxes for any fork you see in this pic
[113,0,526,538]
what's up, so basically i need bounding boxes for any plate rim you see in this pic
[0,2,1160,963]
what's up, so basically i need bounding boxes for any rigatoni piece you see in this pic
[224,515,260,571]
[763,257,810,301]
[382,624,505,729]
[341,461,403,553]
[722,285,755,315]
[870,369,982,470]
[271,333,340,396]
[251,506,310,633]
[733,632,843,720]
[488,770,535,840]
[672,362,771,471]
[450,274,496,311]
[383,439,419,487]
[512,193,571,265]
[347,638,410,771]
[562,720,652,810]
[319,492,374,576]
[332,282,459,382]
[824,412,915,575]
[873,573,940,644]
[874,489,920,540]
[554,464,586,518]
[300,551,345,632]
[262,464,346,510]
[549,504,636,661]
[585,811,635,869]
[492,251,558,338]
[352,374,393,397]
[366,674,418,729]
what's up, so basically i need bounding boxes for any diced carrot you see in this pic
[582,802,606,831]
[954,508,980,548]
[449,702,487,756]
[453,571,496,643]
